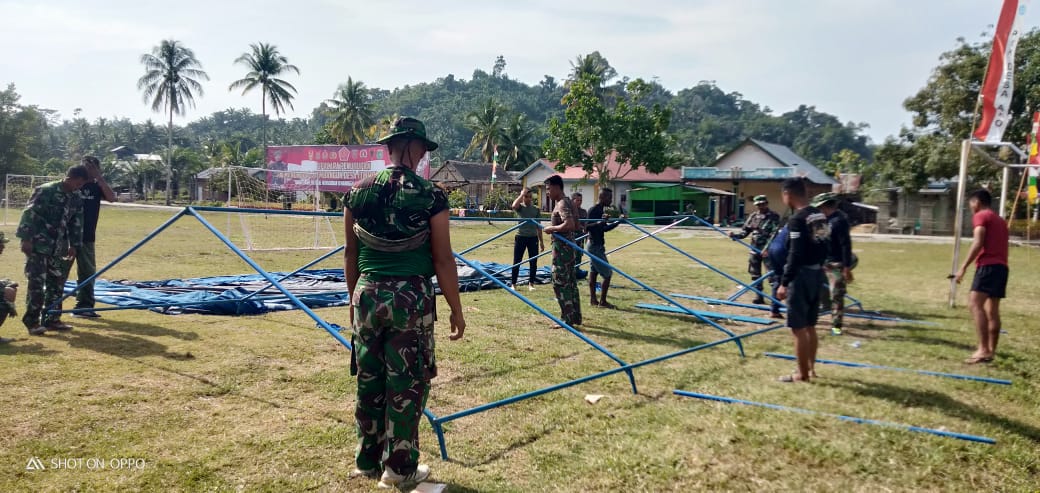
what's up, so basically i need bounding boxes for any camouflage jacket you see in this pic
[16,181,84,256]
[347,166,448,245]
[734,209,781,249]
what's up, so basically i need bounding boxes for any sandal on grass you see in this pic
[778,374,810,383]
[964,355,994,364]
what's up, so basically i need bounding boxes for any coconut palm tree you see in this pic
[498,114,541,170]
[228,43,300,157]
[137,39,209,204]
[326,77,375,145]
[568,51,618,101]
[464,98,507,163]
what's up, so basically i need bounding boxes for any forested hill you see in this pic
[2,53,871,183]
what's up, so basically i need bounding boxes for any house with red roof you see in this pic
[516,153,682,212]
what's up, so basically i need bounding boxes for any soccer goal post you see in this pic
[4,174,62,225]
[198,166,340,251]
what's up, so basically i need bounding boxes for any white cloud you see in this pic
[0,0,1025,142]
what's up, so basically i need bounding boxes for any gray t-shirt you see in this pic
[515,204,541,237]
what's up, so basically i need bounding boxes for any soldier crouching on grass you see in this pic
[17,165,89,336]
[0,232,20,344]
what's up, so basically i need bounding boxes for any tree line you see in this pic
[24,34,1031,204]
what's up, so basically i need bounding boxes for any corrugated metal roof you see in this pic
[743,139,839,185]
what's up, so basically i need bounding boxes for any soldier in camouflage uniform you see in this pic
[344,117,466,489]
[17,166,90,335]
[811,192,856,335]
[543,175,582,327]
[730,194,781,304]
[0,232,20,344]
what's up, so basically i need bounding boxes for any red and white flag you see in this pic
[974,0,1030,143]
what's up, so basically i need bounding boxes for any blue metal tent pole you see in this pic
[548,231,744,355]
[669,293,939,326]
[431,323,783,433]
[686,213,761,252]
[621,219,779,306]
[191,205,343,218]
[726,272,773,301]
[672,390,996,445]
[459,221,524,255]
[761,353,1012,385]
[187,208,353,350]
[576,218,689,268]
[452,252,637,394]
[483,230,591,280]
[46,208,189,316]
[238,246,345,302]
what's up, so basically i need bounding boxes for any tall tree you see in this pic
[544,74,676,186]
[137,39,209,204]
[498,114,540,170]
[326,77,375,145]
[876,30,1040,192]
[228,42,300,158]
[568,51,618,101]
[463,98,507,163]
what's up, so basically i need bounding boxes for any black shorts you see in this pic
[786,267,825,329]
[971,264,1009,299]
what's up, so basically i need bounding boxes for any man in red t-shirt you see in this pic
[955,189,1009,364]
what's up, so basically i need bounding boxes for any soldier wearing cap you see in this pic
[810,192,855,336]
[344,117,465,488]
[730,194,780,304]
[0,232,18,344]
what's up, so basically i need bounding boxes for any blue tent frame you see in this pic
[48,207,788,461]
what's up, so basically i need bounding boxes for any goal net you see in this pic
[4,174,62,225]
[198,167,341,251]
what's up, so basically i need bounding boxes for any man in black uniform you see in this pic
[730,194,780,304]
[776,179,830,383]
[70,156,115,318]
[811,193,855,336]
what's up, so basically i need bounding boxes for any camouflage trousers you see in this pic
[747,250,764,278]
[822,262,847,329]
[23,254,69,329]
[552,235,582,326]
[350,273,436,475]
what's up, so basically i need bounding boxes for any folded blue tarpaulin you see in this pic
[67,261,578,316]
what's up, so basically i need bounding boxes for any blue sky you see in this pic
[0,0,1026,143]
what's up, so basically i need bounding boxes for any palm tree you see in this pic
[498,114,540,170]
[568,51,618,100]
[326,77,375,145]
[228,43,300,158]
[464,98,507,163]
[137,39,209,204]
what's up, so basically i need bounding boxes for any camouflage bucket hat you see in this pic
[810,192,839,208]
[376,117,439,151]
[752,194,768,205]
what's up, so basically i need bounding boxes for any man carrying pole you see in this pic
[542,175,581,328]
[730,195,780,304]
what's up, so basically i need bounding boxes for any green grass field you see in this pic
[2,206,1038,492]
